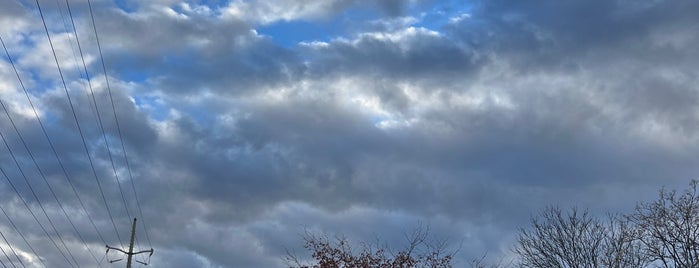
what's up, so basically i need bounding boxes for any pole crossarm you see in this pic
[105,245,127,255]
[105,245,153,256]
[133,249,154,255]
[105,218,154,267]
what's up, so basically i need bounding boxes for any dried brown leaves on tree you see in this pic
[286,227,455,268]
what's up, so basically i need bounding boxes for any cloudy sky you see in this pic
[0,0,698,267]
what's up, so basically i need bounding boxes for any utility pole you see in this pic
[106,218,153,267]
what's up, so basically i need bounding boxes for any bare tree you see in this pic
[469,253,511,268]
[287,181,699,268]
[600,215,648,268]
[515,206,650,268]
[629,180,699,268]
[515,206,607,268]
[286,227,455,268]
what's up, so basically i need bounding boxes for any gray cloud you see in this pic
[0,0,698,267]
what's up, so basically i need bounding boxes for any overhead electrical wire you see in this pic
[0,19,108,249]
[85,0,153,257]
[62,0,150,259]
[0,233,23,268]
[54,0,102,123]
[33,0,124,249]
[0,98,101,266]
[0,158,74,267]
[2,31,108,267]
[0,8,106,262]
[62,0,133,226]
[0,227,22,268]
[0,248,12,268]
[1,1,154,266]
[1,2,133,266]
[0,205,45,268]
[0,249,7,268]
[0,244,15,268]
[0,118,80,267]
[63,0,154,260]
[85,0,153,250]
[63,0,156,259]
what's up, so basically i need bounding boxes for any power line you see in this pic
[33,0,124,249]
[4,2,153,266]
[0,157,74,267]
[1,9,107,262]
[0,247,8,268]
[86,0,153,249]
[0,242,15,268]
[0,235,23,268]
[57,0,153,260]
[1,30,106,266]
[0,29,108,248]
[61,0,153,261]
[0,120,80,267]
[53,0,102,123]
[63,0,133,228]
[0,98,100,266]
[0,226,23,268]
[0,205,45,268]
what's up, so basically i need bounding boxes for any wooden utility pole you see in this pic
[106,218,153,267]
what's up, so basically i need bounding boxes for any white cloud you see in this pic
[449,12,471,24]
[222,0,343,24]
[1,0,699,267]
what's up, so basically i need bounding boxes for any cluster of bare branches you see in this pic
[516,180,699,268]
[288,181,699,268]
[628,180,699,268]
[286,227,454,268]
[515,207,647,268]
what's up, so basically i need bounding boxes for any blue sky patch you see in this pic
[257,19,345,48]
[113,0,139,13]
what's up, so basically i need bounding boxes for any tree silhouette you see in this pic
[290,181,699,268]
[629,180,699,268]
[286,227,455,268]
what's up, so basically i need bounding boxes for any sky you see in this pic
[0,0,698,267]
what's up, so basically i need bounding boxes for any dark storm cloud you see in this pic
[449,0,699,70]
[369,0,414,16]
[301,28,484,83]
